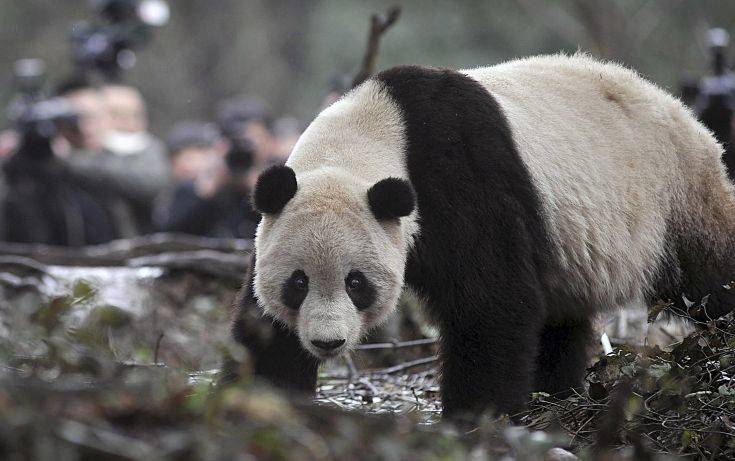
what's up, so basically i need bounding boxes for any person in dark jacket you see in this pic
[58,83,170,235]
[693,28,735,180]
[153,121,259,239]
[1,128,118,246]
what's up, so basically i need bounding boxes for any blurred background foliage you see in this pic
[2,0,735,133]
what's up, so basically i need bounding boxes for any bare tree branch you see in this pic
[0,233,251,267]
[354,337,438,351]
[351,6,401,89]
[366,355,438,375]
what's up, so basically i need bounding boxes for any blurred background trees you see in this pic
[1,0,734,132]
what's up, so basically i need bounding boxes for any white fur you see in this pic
[286,80,420,245]
[464,54,735,314]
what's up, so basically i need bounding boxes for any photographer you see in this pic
[53,78,109,154]
[0,97,118,246]
[153,121,259,239]
[216,96,281,167]
[58,82,170,235]
[694,28,735,180]
[1,0,172,244]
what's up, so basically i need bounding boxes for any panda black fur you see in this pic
[233,54,735,420]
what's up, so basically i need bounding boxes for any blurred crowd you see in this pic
[3,25,735,248]
[0,78,301,246]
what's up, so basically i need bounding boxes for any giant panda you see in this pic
[231,53,735,420]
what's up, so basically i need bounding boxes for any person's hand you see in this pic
[51,136,72,159]
[0,130,19,160]
[194,157,229,198]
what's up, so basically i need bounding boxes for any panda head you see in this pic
[251,164,415,359]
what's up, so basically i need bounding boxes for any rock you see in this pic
[545,447,578,461]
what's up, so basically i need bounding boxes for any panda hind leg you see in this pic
[532,314,594,398]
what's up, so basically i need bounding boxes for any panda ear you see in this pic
[253,165,298,214]
[367,177,416,220]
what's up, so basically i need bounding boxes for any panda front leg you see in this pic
[436,290,545,422]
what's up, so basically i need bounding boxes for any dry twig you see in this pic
[351,6,401,88]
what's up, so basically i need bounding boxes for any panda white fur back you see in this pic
[466,55,735,313]
[242,53,735,420]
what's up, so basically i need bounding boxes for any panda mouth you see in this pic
[305,340,348,360]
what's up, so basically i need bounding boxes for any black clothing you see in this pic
[1,156,118,246]
[154,182,259,239]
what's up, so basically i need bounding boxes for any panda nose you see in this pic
[311,339,346,351]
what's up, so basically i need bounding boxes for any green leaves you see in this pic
[521,310,735,459]
[31,295,73,333]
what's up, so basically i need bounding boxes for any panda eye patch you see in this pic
[345,271,376,310]
[281,270,309,310]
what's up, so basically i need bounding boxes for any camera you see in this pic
[4,1,170,163]
[224,136,256,174]
[5,59,78,162]
[708,28,730,76]
[71,0,169,80]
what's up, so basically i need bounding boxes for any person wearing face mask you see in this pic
[0,77,119,246]
[58,82,170,235]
